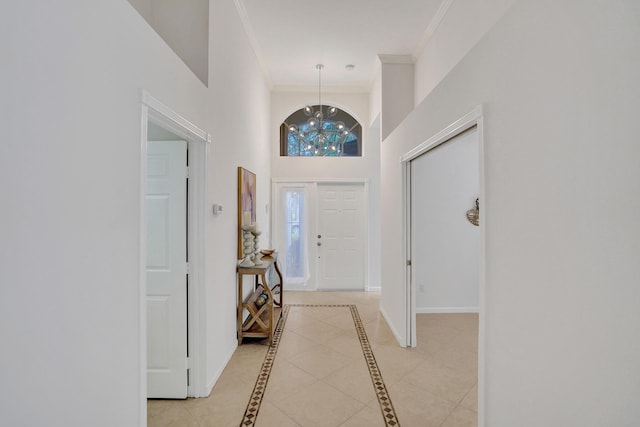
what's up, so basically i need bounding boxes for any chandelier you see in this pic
[286,64,352,156]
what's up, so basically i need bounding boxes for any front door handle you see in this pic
[317,242,322,246]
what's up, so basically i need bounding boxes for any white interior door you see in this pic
[146,140,188,399]
[317,184,365,290]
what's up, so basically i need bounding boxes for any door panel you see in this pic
[317,184,365,290]
[146,140,188,399]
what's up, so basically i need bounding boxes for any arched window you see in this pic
[280,105,362,157]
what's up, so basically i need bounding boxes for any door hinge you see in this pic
[406,260,412,266]
[185,166,190,179]
[185,262,190,274]
[186,357,191,370]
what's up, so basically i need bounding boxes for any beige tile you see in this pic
[262,359,318,404]
[388,380,457,427]
[186,398,248,427]
[181,380,255,426]
[441,405,478,427]
[368,343,424,385]
[287,343,354,379]
[459,383,478,412]
[221,343,269,385]
[285,309,322,332]
[320,310,360,331]
[288,317,345,344]
[148,291,479,427]
[324,332,365,359]
[339,403,386,427]
[323,359,378,404]
[402,358,476,405]
[273,381,365,427]
[255,401,301,427]
[147,400,199,427]
[276,330,322,360]
[363,318,397,346]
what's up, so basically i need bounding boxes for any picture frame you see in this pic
[237,167,257,259]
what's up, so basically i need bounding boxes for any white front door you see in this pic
[146,140,188,399]
[316,184,365,290]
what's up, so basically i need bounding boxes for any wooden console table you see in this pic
[236,256,283,345]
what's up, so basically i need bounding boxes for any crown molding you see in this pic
[413,0,454,60]
[377,54,415,64]
[233,0,274,90]
[272,85,369,94]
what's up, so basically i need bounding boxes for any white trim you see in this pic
[402,160,415,347]
[138,105,149,427]
[380,306,406,348]
[416,307,480,314]
[206,344,237,396]
[139,91,211,425]
[400,106,482,162]
[367,286,382,292]
[477,110,486,427]
[378,54,414,64]
[185,140,209,398]
[233,0,273,89]
[401,104,485,427]
[142,90,211,144]
[272,84,369,94]
[272,177,368,184]
[413,0,455,60]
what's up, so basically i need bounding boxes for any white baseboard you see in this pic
[379,306,406,347]
[366,286,381,292]
[416,307,479,314]
[205,343,237,397]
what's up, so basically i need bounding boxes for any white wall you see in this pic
[206,0,272,386]
[0,1,271,426]
[413,0,516,106]
[381,0,640,424]
[380,60,415,140]
[127,0,209,85]
[412,127,479,312]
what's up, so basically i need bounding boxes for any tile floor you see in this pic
[148,291,478,427]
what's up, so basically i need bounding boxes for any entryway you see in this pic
[139,92,211,411]
[272,181,367,291]
[401,106,485,423]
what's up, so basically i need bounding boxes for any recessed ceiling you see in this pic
[238,0,447,90]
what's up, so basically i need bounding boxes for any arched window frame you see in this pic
[280,105,362,157]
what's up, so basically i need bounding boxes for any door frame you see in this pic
[139,91,211,420]
[401,105,485,425]
[271,178,369,291]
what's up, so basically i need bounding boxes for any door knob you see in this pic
[317,242,322,246]
[317,235,322,238]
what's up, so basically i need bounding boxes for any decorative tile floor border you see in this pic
[239,304,400,427]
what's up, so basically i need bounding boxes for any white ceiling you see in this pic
[238,0,448,91]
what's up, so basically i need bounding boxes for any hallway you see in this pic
[148,291,478,427]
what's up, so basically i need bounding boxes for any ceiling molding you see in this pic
[377,54,415,64]
[412,0,455,60]
[272,85,369,94]
[367,59,382,93]
[233,0,273,89]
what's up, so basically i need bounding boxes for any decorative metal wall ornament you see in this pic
[466,198,479,226]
